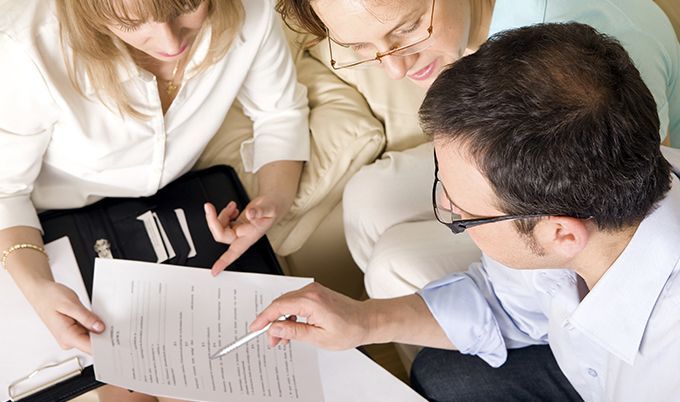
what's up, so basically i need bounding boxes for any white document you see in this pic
[0,237,93,401]
[91,259,324,402]
[319,349,426,402]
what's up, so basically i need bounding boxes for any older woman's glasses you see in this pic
[432,157,559,234]
[326,0,436,70]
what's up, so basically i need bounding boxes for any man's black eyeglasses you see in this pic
[432,156,560,234]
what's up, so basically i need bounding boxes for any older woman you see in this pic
[277,0,680,298]
[0,0,308,400]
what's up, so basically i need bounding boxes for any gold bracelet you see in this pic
[1,243,48,270]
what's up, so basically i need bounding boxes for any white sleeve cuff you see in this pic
[0,195,42,232]
[240,108,310,173]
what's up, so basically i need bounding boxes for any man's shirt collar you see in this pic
[568,173,680,365]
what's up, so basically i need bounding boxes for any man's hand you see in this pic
[251,283,455,351]
[249,283,371,350]
[205,195,283,276]
[30,281,105,354]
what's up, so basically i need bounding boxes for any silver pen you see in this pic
[210,315,289,359]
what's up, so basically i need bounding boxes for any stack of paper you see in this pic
[91,259,324,401]
[1,242,425,402]
[91,259,426,402]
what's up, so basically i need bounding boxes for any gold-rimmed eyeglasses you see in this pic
[326,0,436,70]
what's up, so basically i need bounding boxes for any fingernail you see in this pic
[204,204,210,214]
[92,321,104,332]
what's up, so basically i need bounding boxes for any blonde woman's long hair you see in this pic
[56,0,244,119]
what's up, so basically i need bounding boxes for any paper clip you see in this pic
[8,356,83,401]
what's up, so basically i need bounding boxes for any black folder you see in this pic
[7,165,283,402]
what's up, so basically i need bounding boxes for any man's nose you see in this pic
[154,21,182,53]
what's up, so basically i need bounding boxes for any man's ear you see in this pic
[536,217,590,259]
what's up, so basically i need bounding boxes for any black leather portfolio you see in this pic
[7,165,282,402]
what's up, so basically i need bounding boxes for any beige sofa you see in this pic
[197,0,679,301]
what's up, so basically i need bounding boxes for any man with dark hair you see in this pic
[250,23,680,401]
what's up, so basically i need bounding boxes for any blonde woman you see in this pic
[0,0,308,399]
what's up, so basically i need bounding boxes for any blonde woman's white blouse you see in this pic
[0,0,310,231]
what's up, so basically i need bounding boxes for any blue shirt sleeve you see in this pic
[418,255,548,367]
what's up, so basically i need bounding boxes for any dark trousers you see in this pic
[410,345,583,402]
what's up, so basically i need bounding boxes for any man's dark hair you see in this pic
[420,22,672,233]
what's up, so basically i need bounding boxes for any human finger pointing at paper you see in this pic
[250,282,451,351]
[205,161,303,275]
[204,196,278,275]
[251,282,373,350]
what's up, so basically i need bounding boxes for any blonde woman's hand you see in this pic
[30,280,105,354]
[205,196,283,275]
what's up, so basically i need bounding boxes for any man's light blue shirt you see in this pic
[488,0,680,146]
[419,149,680,401]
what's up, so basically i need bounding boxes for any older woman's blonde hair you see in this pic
[56,0,244,118]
